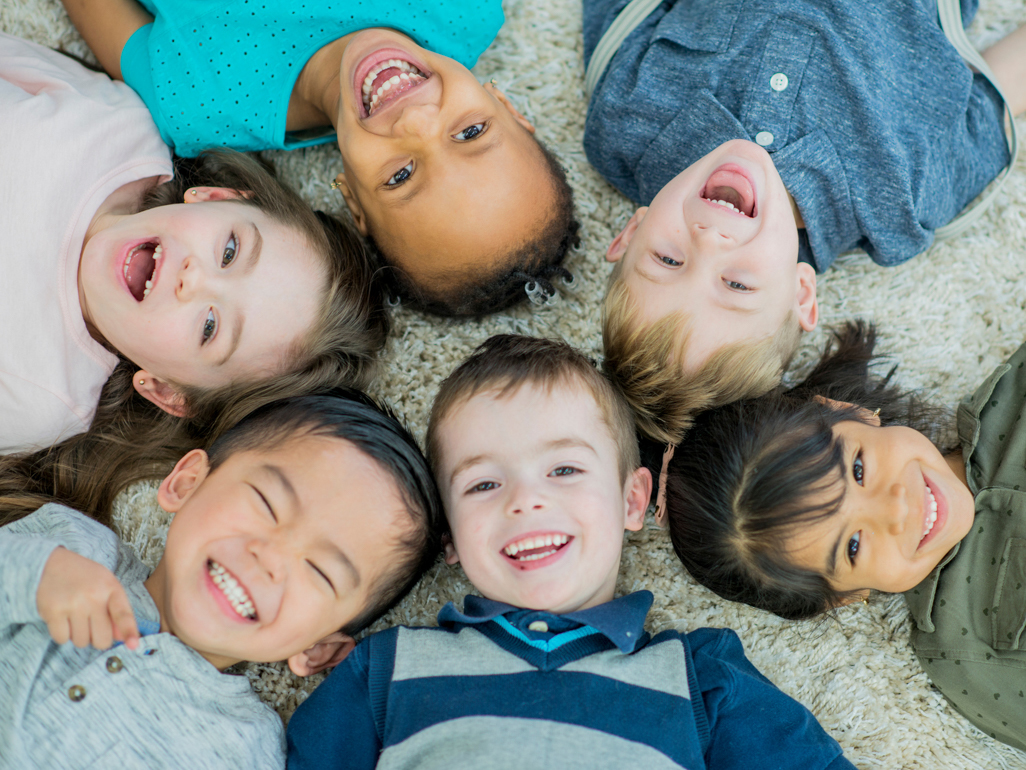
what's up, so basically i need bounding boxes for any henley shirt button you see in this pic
[68,685,86,702]
[106,656,123,673]
[770,73,789,91]
[527,621,549,633]
[755,131,774,147]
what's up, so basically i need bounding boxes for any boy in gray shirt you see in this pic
[0,392,442,769]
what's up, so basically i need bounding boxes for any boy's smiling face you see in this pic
[145,436,410,673]
[606,139,818,372]
[330,28,557,291]
[435,380,650,614]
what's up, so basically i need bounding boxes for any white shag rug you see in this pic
[5,0,1026,766]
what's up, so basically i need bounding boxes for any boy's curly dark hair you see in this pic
[375,140,580,317]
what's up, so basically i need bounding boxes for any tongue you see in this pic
[371,67,404,94]
[126,246,155,301]
[704,168,756,216]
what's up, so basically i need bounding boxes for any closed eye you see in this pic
[385,162,414,188]
[453,122,486,141]
[222,233,238,267]
[202,308,217,344]
[308,560,335,592]
[251,485,277,522]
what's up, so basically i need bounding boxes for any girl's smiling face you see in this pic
[789,416,976,596]
[78,191,324,403]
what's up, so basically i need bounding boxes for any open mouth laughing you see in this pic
[358,56,429,117]
[208,559,257,620]
[123,240,162,301]
[502,533,572,570]
[701,165,757,217]
[917,477,943,550]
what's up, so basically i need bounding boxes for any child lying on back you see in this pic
[287,335,855,769]
[584,0,1025,443]
[0,392,442,769]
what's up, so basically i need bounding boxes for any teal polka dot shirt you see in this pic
[120,0,504,156]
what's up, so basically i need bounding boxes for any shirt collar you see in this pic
[438,591,654,654]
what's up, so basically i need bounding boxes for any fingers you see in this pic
[108,589,140,650]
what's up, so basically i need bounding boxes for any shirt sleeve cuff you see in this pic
[0,533,65,625]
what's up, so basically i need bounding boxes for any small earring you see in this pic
[872,408,881,417]
[330,180,341,190]
[138,379,145,386]
[190,189,198,196]
[490,78,498,87]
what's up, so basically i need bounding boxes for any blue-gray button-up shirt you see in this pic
[583,0,1009,271]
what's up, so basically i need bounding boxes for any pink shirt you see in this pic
[0,34,172,453]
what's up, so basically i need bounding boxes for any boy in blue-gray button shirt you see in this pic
[587,0,1025,445]
[287,335,854,770]
[0,393,441,770]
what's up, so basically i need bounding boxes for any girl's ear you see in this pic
[606,208,648,263]
[486,83,535,134]
[133,371,189,417]
[624,466,652,532]
[795,263,819,332]
[331,173,368,235]
[157,449,210,513]
[288,631,357,677]
[812,396,882,426]
[183,186,251,203]
[442,533,460,565]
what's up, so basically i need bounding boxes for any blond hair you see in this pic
[602,271,802,444]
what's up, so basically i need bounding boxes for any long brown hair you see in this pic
[0,151,389,526]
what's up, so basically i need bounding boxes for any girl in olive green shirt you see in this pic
[662,321,1026,752]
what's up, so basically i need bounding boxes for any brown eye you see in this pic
[853,453,864,486]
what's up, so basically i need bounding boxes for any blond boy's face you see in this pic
[436,381,650,614]
[606,139,818,372]
[331,28,556,292]
[146,437,410,673]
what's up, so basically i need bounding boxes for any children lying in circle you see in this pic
[59,0,579,316]
[0,33,385,456]
[287,335,855,770]
[663,322,1026,751]
[583,0,1026,443]
[0,391,443,769]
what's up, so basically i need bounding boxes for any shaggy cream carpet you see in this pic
[5,0,1026,766]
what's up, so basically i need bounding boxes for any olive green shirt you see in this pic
[904,341,1026,752]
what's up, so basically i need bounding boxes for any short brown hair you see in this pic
[602,272,802,445]
[427,335,638,484]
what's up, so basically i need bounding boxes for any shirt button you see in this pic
[527,620,549,633]
[106,656,123,673]
[755,131,774,147]
[68,685,87,702]
[770,73,789,91]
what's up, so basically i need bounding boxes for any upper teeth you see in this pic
[921,486,938,540]
[708,199,741,214]
[361,59,426,113]
[209,560,256,619]
[125,243,161,298]
[504,534,569,560]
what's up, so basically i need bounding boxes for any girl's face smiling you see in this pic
[789,416,976,596]
[78,191,324,403]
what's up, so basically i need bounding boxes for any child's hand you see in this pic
[36,547,140,651]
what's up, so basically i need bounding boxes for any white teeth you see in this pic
[208,560,256,619]
[153,244,162,259]
[360,59,427,113]
[503,534,570,559]
[921,486,938,541]
[709,199,741,214]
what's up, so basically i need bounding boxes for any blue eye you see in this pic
[202,309,217,344]
[852,453,864,486]
[657,254,682,267]
[453,123,485,141]
[386,162,413,187]
[724,279,751,292]
[222,233,237,267]
[469,481,498,494]
[550,466,578,477]
[847,531,861,563]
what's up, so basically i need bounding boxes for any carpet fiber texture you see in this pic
[4,0,1026,766]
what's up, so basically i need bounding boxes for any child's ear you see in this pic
[331,172,368,235]
[442,533,460,565]
[183,186,252,203]
[606,208,648,263]
[133,371,189,417]
[486,83,535,134]
[795,263,818,332]
[624,467,653,532]
[812,396,882,426]
[287,631,356,677]
[157,449,211,513]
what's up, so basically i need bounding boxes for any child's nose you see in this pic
[175,255,206,301]
[393,103,439,138]
[691,223,736,253]
[881,482,909,535]
[248,538,287,582]
[506,482,545,516]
